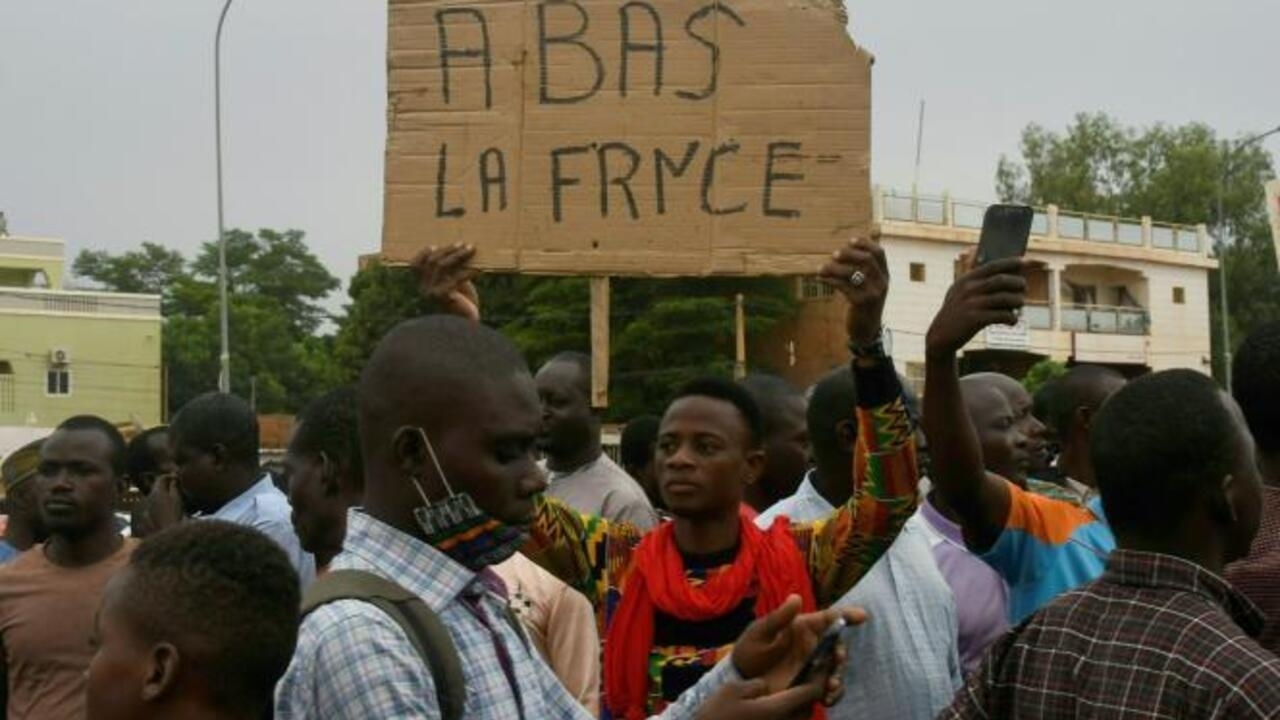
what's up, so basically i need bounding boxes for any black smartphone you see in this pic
[975,204,1034,265]
[787,617,847,688]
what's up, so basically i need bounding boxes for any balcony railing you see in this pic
[1060,304,1148,336]
[1023,302,1053,330]
[0,236,63,259]
[0,288,160,318]
[876,188,1207,255]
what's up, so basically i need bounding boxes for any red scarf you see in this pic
[605,509,819,720]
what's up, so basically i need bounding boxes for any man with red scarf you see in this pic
[418,236,917,718]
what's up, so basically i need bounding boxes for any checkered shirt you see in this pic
[275,509,736,719]
[941,549,1280,719]
[1225,485,1280,654]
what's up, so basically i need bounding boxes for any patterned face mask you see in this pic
[404,427,528,571]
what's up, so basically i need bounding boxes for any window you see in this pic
[909,263,926,282]
[46,368,71,397]
[798,277,836,301]
[0,361,13,413]
[1172,287,1185,304]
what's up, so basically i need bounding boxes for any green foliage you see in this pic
[75,229,341,415]
[997,113,1279,378]
[1021,359,1067,396]
[332,267,798,420]
[74,242,186,312]
[331,262,435,381]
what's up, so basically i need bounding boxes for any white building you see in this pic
[756,188,1215,392]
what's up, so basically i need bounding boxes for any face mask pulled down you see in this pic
[405,427,528,571]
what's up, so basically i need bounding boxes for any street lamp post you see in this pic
[215,0,234,394]
[1215,124,1280,393]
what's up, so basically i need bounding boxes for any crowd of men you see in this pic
[0,235,1277,719]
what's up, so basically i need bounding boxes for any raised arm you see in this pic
[793,237,920,606]
[921,257,1029,551]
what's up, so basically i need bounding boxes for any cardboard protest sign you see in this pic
[382,0,871,276]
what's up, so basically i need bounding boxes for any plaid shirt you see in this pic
[1225,485,1280,654]
[275,510,736,719]
[942,549,1280,719]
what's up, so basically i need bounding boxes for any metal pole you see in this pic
[1216,124,1280,393]
[215,0,234,394]
[1216,175,1232,392]
[912,99,925,196]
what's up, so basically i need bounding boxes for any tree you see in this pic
[74,242,186,312]
[997,113,1279,379]
[1021,358,1067,396]
[75,229,341,416]
[332,265,798,419]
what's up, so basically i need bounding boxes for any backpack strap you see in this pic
[301,569,467,720]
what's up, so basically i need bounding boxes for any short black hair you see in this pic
[1091,369,1238,538]
[670,376,764,447]
[1234,321,1280,455]
[125,426,168,488]
[360,316,530,458]
[170,393,259,468]
[807,367,858,465]
[293,387,364,491]
[124,521,299,715]
[738,374,803,438]
[1047,365,1126,437]
[620,416,661,470]
[1032,380,1059,428]
[541,351,592,396]
[56,415,127,477]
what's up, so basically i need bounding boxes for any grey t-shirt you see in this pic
[542,454,658,531]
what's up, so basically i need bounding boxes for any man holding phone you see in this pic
[922,249,1115,623]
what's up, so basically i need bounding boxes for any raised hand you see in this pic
[818,235,889,347]
[145,473,187,531]
[925,256,1030,359]
[408,243,481,322]
[730,595,865,702]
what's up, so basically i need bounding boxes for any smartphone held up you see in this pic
[975,204,1034,266]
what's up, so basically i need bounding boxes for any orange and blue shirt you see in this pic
[982,482,1115,623]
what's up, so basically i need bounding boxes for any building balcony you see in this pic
[0,287,160,319]
[875,188,1208,257]
[1060,304,1149,336]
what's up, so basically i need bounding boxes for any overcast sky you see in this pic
[1,1,1277,301]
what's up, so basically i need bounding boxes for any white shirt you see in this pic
[205,475,316,587]
[758,471,963,720]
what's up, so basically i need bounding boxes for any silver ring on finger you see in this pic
[849,270,867,287]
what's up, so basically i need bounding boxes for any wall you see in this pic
[0,311,162,428]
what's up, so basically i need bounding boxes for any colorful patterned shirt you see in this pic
[942,549,1280,719]
[981,481,1114,622]
[524,362,918,714]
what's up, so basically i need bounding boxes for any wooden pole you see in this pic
[590,277,611,408]
[734,293,746,379]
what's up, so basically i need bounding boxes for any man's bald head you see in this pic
[959,373,1012,424]
[960,372,1040,484]
[359,315,529,464]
